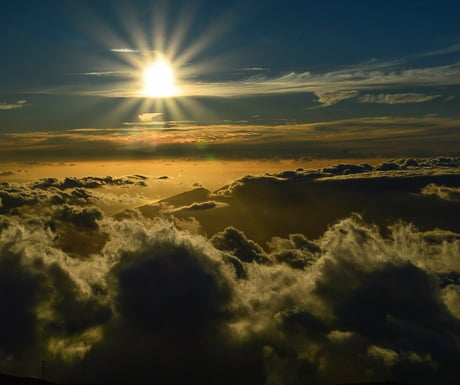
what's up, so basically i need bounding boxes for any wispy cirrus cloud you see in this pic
[359,93,441,104]
[0,100,27,110]
[78,71,129,77]
[110,48,140,53]
[37,42,460,106]
[416,42,460,58]
[183,62,460,98]
[313,90,359,107]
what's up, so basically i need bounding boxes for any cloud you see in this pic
[110,48,140,53]
[360,92,441,104]
[267,233,320,269]
[314,90,359,106]
[0,160,460,384]
[211,226,270,264]
[0,100,26,110]
[3,117,460,160]
[421,183,460,201]
[32,176,140,190]
[179,61,460,98]
[40,53,460,99]
[172,200,228,212]
[77,71,128,77]
[241,67,270,71]
[54,205,103,231]
[138,112,163,122]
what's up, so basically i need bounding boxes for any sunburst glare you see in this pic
[70,1,239,134]
[143,56,178,98]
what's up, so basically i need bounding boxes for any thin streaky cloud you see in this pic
[416,42,460,58]
[110,48,140,53]
[241,67,270,71]
[38,56,460,100]
[80,71,129,76]
[360,93,441,104]
[0,100,27,110]
[314,90,359,107]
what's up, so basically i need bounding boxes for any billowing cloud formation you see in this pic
[32,175,145,190]
[1,160,459,385]
[421,183,460,202]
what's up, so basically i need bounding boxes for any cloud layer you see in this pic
[2,116,460,160]
[0,159,459,385]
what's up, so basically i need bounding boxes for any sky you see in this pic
[1,0,460,160]
[1,2,460,385]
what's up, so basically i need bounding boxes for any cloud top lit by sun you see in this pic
[142,56,179,98]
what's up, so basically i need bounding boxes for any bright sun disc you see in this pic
[143,58,177,97]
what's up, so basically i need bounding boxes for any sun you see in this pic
[143,57,178,98]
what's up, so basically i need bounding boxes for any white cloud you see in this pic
[110,48,140,53]
[79,71,128,76]
[138,112,163,122]
[0,100,26,110]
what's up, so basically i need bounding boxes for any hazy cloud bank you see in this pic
[2,117,460,160]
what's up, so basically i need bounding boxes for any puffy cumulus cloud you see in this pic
[32,175,145,190]
[72,218,265,385]
[53,205,103,231]
[1,164,460,384]
[245,216,460,385]
[206,157,460,245]
[0,182,98,218]
[421,183,460,202]
[267,233,320,269]
[211,226,270,265]
[360,92,441,104]
[0,215,112,377]
[171,200,228,213]
[1,212,460,384]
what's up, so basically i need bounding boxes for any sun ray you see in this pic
[71,1,242,128]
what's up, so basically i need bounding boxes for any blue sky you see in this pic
[1,0,460,159]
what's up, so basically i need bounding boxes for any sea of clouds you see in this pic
[0,158,459,385]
